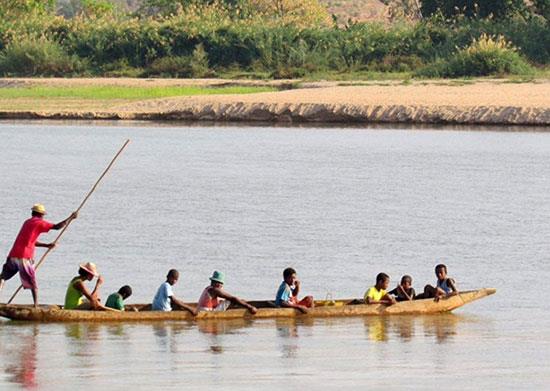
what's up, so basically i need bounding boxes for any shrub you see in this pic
[146,56,192,77]
[0,37,84,76]
[415,34,534,77]
[189,44,211,78]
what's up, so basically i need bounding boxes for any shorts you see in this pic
[198,300,231,312]
[0,257,37,290]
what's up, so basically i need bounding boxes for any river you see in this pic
[0,122,549,389]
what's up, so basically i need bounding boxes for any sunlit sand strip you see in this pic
[0,82,548,125]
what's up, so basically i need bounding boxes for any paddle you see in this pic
[7,139,131,304]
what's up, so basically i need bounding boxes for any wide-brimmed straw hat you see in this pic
[31,204,47,215]
[79,262,98,277]
[209,270,225,284]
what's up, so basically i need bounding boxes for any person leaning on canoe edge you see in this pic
[364,273,397,306]
[197,271,257,314]
[0,204,77,307]
[417,264,459,301]
[152,269,197,315]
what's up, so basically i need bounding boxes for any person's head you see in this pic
[283,267,297,285]
[435,264,447,281]
[118,285,132,300]
[167,269,179,285]
[209,271,225,288]
[31,203,46,218]
[400,275,412,290]
[78,262,98,281]
[376,273,390,289]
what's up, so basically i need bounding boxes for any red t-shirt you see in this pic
[8,217,54,260]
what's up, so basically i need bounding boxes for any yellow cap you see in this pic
[31,204,47,215]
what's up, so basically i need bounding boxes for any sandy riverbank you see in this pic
[0,78,549,126]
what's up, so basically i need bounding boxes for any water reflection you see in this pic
[421,314,460,343]
[363,314,462,343]
[275,318,314,358]
[152,321,192,353]
[197,318,254,354]
[4,324,39,389]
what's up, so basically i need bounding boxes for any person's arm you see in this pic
[366,297,394,305]
[73,277,102,309]
[446,279,458,296]
[398,285,412,301]
[36,242,56,249]
[52,212,78,230]
[170,296,198,316]
[365,290,395,305]
[213,288,257,314]
[292,280,301,298]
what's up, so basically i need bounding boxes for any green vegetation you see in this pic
[415,34,535,77]
[0,0,548,79]
[0,85,277,100]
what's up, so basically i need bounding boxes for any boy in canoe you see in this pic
[364,273,396,305]
[388,275,416,302]
[64,262,108,310]
[275,267,314,314]
[0,204,77,307]
[152,269,197,315]
[105,285,133,311]
[197,271,257,314]
[422,264,458,301]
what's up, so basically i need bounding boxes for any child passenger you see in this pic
[422,264,458,301]
[364,273,396,305]
[388,275,415,301]
[152,269,197,315]
[275,267,314,314]
[105,285,133,311]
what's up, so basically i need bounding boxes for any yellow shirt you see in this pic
[364,286,386,302]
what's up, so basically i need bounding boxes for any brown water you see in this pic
[0,122,549,389]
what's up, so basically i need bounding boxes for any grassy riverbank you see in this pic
[0,82,277,110]
[0,77,547,125]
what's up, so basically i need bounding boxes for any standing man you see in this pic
[0,204,77,307]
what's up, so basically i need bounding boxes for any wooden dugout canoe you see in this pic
[0,288,496,323]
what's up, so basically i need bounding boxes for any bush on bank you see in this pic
[415,34,535,77]
[0,1,548,78]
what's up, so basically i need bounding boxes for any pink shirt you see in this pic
[198,286,221,310]
[8,217,54,260]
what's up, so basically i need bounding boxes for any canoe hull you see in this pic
[0,288,496,322]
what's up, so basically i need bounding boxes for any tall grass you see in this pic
[0,5,547,78]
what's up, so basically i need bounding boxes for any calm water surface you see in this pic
[0,122,549,389]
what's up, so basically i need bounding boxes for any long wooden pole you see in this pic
[7,139,131,304]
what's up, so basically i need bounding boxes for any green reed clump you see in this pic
[415,34,535,77]
[0,37,84,76]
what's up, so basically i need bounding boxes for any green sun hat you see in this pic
[209,271,225,284]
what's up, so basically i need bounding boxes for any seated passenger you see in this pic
[364,273,396,305]
[422,264,458,301]
[388,275,416,302]
[152,269,197,315]
[105,285,133,311]
[64,262,107,310]
[197,271,257,314]
[275,267,314,314]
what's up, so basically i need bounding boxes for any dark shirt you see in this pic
[388,287,416,302]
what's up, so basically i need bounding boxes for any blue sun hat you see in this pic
[209,271,225,284]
